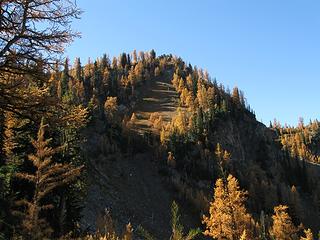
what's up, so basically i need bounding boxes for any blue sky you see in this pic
[66,0,320,126]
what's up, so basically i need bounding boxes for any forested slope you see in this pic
[2,1,320,239]
[1,47,320,239]
[71,51,320,238]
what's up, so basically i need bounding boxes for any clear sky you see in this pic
[66,0,320,126]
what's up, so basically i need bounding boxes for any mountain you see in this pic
[72,51,320,237]
[1,50,320,239]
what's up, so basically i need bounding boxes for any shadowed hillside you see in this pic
[80,69,202,239]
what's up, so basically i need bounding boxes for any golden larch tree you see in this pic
[240,230,247,240]
[269,205,298,240]
[104,97,118,122]
[122,223,133,240]
[14,119,83,239]
[300,228,314,240]
[203,174,254,240]
[0,0,80,116]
